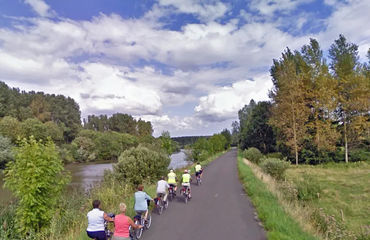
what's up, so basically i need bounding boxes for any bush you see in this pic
[349,148,370,162]
[260,158,290,180]
[295,174,321,201]
[0,135,14,169]
[4,137,70,235]
[243,147,263,164]
[113,146,170,185]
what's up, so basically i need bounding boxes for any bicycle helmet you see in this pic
[170,169,174,173]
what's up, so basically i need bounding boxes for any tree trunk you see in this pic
[292,107,298,165]
[344,119,349,163]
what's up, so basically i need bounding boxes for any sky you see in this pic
[0,0,369,137]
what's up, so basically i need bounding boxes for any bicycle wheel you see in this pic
[158,202,163,215]
[164,199,169,209]
[145,214,152,229]
[135,219,143,239]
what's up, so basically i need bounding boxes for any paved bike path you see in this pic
[144,149,266,240]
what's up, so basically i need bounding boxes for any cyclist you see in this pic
[181,169,192,198]
[113,202,142,240]
[134,185,152,222]
[156,176,169,203]
[195,162,203,180]
[86,199,114,240]
[167,169,177,192]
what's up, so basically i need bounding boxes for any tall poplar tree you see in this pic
[329,35,370,163]
[269,49,311,165]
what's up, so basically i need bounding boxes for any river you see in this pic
[0,150,189,205]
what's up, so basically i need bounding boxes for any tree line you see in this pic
[236,35,369,164]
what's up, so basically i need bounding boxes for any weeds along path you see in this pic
[144,149,266,240]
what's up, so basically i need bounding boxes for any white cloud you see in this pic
[157,0,230,21]
[194,74,273,122]
[318,0,370,59]
[249,0,313,16]
[24,0,54,17]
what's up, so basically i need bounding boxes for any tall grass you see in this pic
[237,152,318,240]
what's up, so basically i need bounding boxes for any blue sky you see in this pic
[0,0,369,136]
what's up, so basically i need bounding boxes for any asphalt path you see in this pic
[144,149,266,240]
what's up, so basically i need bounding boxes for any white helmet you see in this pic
[170,169,174,173]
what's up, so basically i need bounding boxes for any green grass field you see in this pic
[286,162,370,238]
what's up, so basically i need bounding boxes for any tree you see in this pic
[329,35,370,162]
[21,118,48,142]
[269,49,311,165]
[238,101,276,153]
[220,129,232,149]
[0,116,22,142]
[159,131,176,155]
[4,137,69,234]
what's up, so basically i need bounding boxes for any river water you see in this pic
[0,150,189,205]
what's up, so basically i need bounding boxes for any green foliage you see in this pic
[0,116,22,142]
[220,128,232,149]
[4,137,70,235]
[243,147,263,164]
[95,131,138,160]
[0,82,82,143]
[0,135,14,169]
[21,118,49,141]
[72,136,97,162]
[349,148,370,162]
[159,131,177,155]
[265,152,284,159]
[44,121,64,143]
[260,158,290,180]
[238,101,276,153]
[113,145,170,185]
[209,134,227,153]
[83,113,153,138]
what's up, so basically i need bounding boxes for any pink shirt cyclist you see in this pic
[113,203,142,240]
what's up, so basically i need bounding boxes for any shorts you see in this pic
[195,170,202,176]
[157,192,165,198]
[168,183,177,187]
[182,183,190,187]
[87,230,106,240]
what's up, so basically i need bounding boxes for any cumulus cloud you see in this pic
[1,0,369,136]
[194,74,273,122]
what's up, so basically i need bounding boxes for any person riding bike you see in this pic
[181,169,192,198]
[156,176,169,203]
[134,185,152,222]
[86,199,114,240]
[113,202,142,240]
[167,169,177,192]
[195,162,203,179]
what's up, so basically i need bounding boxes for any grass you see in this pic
[285,162,370,238]
[237,152,318,240]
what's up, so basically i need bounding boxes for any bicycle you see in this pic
[104,213,115,240]
[180,185,191,204]
[155,193,169,215]
[196,174,202,185]
[131,201,152,239]
[168,185,176,201]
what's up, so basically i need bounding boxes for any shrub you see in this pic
[243,147,263,164]
[295,174,321,201]
[349,148,370,162]
[0,135,14,169]
[4,137,70,235]
[260,158,290,180]
[113,146,170,185]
